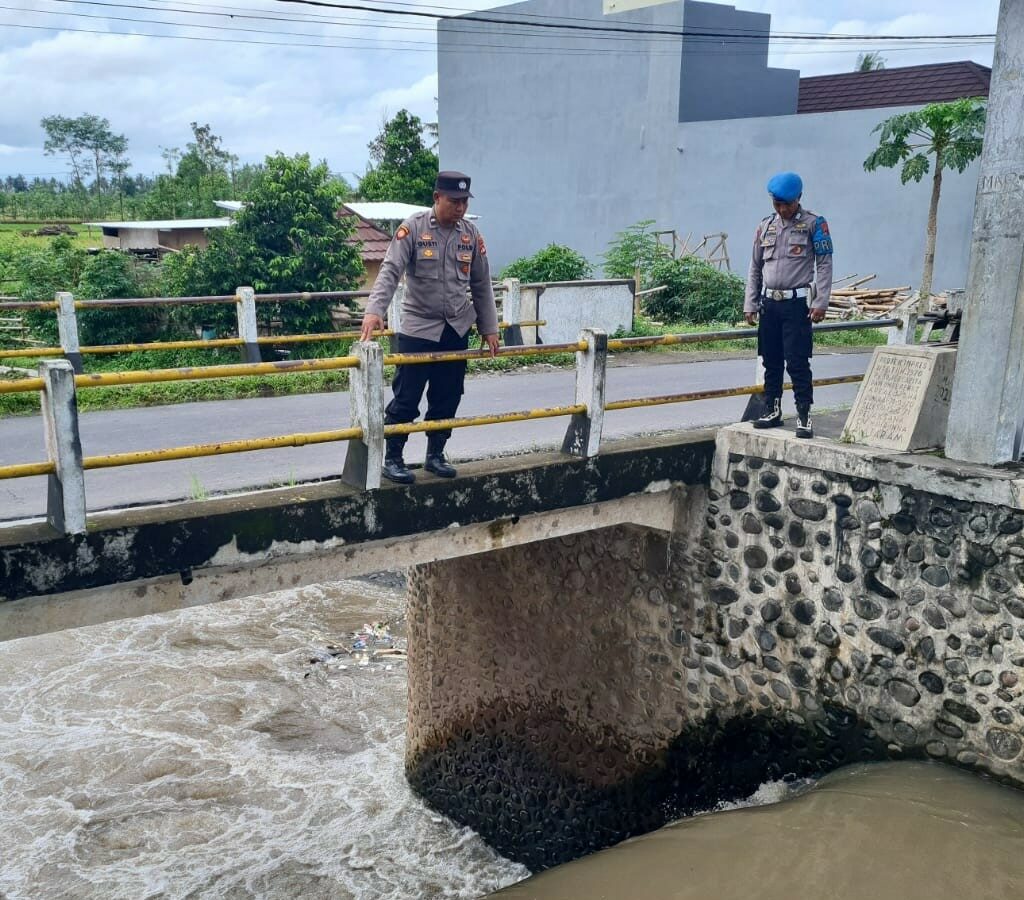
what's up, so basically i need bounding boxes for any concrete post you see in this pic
[887,292,920,346]
[55,292,83,373]
[341,340,385,490]
[946,0,1024,463]
[387,282,404,355]
[562,328,607,458]
[501,277,524,346]
[39,359,86,535]
[235,286,261,364]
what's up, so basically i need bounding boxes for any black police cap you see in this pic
[434,171,473,199]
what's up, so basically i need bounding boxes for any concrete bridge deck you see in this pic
[0,429,717,639]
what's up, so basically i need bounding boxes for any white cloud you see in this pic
[0,0,1002,181]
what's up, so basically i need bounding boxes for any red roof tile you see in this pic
[798,61,991,114]
[338,205,392,262]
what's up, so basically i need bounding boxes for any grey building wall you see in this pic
[679,1,798,122]
[438,0,978,293]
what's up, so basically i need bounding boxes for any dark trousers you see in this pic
[385,323,469,459]
[758,297,813,407]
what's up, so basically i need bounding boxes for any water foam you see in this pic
[0,580,528,899]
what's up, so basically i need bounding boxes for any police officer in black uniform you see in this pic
[360,171,499,483]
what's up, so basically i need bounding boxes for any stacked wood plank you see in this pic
[826,274,923,319]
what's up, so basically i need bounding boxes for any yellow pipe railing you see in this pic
[73,356,359,389]
[0,377,45,394]
[385,341,588,367]
[0,406,588,479]
[0,322,545,360]
[384,404,586,436]
[0,460,56,480]
[80,427,365,470]
[605,374,864,411]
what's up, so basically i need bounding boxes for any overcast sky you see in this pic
[0,0,1000,184]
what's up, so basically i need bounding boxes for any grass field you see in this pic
[0,222,102,252]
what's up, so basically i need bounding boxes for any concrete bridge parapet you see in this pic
[405,424,1024,870]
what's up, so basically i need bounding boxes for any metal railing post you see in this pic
[235,286,261,363]
[562,328,607,458]
[341,341,385,490]
[387,283,404,355]
[501,277,523,346]
[55,291,83,373]
[39,359,86,534]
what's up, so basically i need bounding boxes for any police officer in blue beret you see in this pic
[744,172,833,439]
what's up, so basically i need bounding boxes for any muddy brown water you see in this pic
[2,579,1023,899]
[491,761,1024,900]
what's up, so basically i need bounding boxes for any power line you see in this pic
[0,17,991,59]
[33,0,993,49]
[4,1,996,58]
[271,0,996,42]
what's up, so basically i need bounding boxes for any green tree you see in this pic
[643,256,744,324]
[500,244,592,283]
[855,52,886,72]
[76,252,161,345]
[863,97,986,298]
[164,153,364,338]
[41,114,94,189]
[358,110,438,206]
[40,114,129,210]
[602,220,672,284]
[11,235,87,342]
[175,122,234,216]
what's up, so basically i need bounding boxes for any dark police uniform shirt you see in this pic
[744,207,833,313]
[365,210,499,342]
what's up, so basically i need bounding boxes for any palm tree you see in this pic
[855,52,886,72]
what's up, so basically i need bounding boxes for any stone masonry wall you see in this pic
[702,447,1024,774]
[405,437,1024,871]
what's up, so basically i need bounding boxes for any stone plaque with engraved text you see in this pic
[842,346,957,451]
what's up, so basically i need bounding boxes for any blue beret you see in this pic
[767,172,803,202]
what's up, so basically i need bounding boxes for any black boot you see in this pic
[795,404,813,439]
[753,396,783,429]
[424,437,457,478]
[382,456,415,484]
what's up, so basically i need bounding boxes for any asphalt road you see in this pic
[0,351,870,521]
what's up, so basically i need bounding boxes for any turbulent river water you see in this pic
[0,578,527,899]
[3,577,1024,900]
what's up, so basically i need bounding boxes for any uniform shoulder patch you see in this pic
[812,215,833,256]
[477,236,487,256]
[395,225,409,240]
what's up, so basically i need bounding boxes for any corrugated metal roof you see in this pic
[85,218,233,230]
[339,205,392,263]
[798,61,991,114]
[214,200,244,212]
[344,201,430,221]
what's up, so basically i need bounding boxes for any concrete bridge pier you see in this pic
[405,524,697,869]
[404,517,883,871]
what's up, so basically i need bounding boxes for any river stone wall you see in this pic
[405,427,1024,870]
